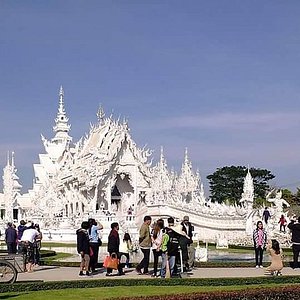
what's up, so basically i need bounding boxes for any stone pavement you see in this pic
[17,266,300,282]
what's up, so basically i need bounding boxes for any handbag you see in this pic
[103,253,119,269]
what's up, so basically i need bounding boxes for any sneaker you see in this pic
[79,271,84,276]
[106,273,113,276]
[256,265,259,268]
[86,271,91,276]
[136,268,142,275]
[259,265,264,268]
[124,265,129,269]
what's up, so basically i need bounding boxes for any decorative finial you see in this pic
[7,151,10,166]
[160,146,164,162]
[52,86,72,143]
[184,147,188,163]
[58,86,65,114]
[11,151,15,167]
[97,104,105,124]
[59,85,64,97]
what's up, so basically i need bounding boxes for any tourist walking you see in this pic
[181,215,195,270]
[5,222,17,254]
[76,221,91,276]
[265,239,283,276]
[151,219,164,277]
[88,218,103,273]
[106,222,124,276]
[278,215,287,233]
[287,216,300,269]
[119,232,132,268]
[262,207,271,225]
[253,220,267,268]
[136,215,152,275]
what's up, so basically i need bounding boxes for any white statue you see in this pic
[245,210,257,235]
[266,189,290,221]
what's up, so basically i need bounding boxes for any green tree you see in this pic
[207,166,275,205]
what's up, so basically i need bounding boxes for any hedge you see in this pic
[2,276,300,293]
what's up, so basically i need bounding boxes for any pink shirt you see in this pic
[258,229,264,246]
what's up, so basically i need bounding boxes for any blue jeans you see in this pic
[161,253,176,278]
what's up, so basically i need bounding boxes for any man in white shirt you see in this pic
[21,227,40,244]
[20,226,41,272]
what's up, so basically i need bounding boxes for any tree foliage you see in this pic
[207,166,275,205]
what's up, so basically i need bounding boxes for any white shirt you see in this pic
[20,228,40,243]
[152,229,163,250]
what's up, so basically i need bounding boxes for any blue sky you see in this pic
[1,0,300,193]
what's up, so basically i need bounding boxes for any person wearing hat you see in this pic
[181,215,195,270]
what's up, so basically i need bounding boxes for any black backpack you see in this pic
[167,229,179,256]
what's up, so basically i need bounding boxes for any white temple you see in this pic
[0,87,290,243]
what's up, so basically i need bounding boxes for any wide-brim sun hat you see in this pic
[172,224,188,236]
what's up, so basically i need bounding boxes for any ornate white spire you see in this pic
[3,151,22,221]
[159,146,166,168]
[176,148,200,202]
[240,166,254,210]
[151,146,172,202]
[97,104,105,125]
[52,86,72,144]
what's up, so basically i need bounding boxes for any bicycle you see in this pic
[0,258,18,284]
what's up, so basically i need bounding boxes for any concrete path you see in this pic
[16,266,300,282]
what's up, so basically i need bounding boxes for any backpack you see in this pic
[167,229,179,256]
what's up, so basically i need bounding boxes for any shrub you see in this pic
[2,276,300,293]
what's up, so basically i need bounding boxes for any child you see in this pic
[119,233,132,268]
[278,215,287,233]
[76,221,91,276]
[265,239,283,276]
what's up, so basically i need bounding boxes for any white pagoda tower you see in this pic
[2,152,22,221]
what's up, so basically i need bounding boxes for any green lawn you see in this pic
[0,284,294,300]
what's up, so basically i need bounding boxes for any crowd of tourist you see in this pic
[75,214,195,278]
[4,212,300,278]
[251,214,300,276]
[74,212,300,278]
[4,220,42,272]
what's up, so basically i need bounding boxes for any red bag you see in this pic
[103,253,119,269]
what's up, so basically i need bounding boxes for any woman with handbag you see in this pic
[106,222,125,276]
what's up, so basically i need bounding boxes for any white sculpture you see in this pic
[195,241,208,262]
[266,189,290,221]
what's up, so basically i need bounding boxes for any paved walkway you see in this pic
[17,266,300,282]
